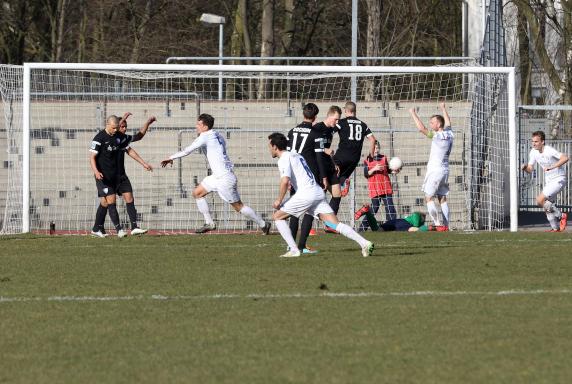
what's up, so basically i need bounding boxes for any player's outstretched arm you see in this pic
[409,108,429,136]
[161,159,173,167]
[119,112,132,127]
[440,102,451,128]
[126,148,153,171]
[133,116,157,142]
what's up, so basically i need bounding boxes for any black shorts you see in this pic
[95,177,117,197]
[334,156,359,180]
[116,174,133,195]
[380,219,412,232]
[323,166,340,186]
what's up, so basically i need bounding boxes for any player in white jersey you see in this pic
[267,132,374,257]
[161,114,271,234]
[522,130,569,232]
[409,103,454,231]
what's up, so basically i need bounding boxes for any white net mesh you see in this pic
[0,64,511,234]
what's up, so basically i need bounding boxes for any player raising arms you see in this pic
[522,130,569,232]
[114,113,157,235]
[287,102,321,254]
[161,113,271,234]
[89,115,153,237]
[409,102,453,231]
[268,132,374,257]
[330,101,376,213]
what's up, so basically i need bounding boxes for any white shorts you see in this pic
[422,170,449,197]
[201,172,241,204]
[281,190,333,219]
[543,178,566,201]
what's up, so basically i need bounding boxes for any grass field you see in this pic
[1,231,571,383]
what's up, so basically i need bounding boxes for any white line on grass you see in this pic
[1,289,571,304]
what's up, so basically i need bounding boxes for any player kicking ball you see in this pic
[161,114,271,235]
[268,132,374,258]
[521,130,569,232]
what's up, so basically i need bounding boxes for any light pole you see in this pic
[200,13,226,101]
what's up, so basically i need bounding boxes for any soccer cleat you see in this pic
[117,229,127,238]
[309,228,317,236]
[90,230,108,238]
[354,204,370,220]
[435,225,449,232]
[545,228,560,232]
[302,246,319,254]
[324,227,339,234]
[196,223,216,234]
[130,227,148,236]
[361,241,374,257]
[341,179,351,197]
[559,212,568,232]
[279,249,301,258]
[262,221,272,235]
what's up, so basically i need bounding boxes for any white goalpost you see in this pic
[0,63,517,235]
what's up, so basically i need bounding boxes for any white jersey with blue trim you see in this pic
[427,127,454,174]
[278,151,323,195]
[169,130,234,177]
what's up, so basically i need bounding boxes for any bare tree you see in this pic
[258,0,275,99]
[364,0,382,101]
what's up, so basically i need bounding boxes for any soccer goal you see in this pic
[0,63,517,235]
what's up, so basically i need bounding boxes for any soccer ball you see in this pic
[389,157,403,172]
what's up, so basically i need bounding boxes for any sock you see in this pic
[329,197,342,215]
[297,214,314,249]
[543,200,562,219]
[427,201,441,226]
[126,202,138,229]
[546,212,559,230]
[275,219,299,252]
[289,216,300,240]
[336,222,369,248]
[107,203,122,230]
[240,205,266,227]
[196,198,214,225]
[93,204,107,231]
[440,201,449,226]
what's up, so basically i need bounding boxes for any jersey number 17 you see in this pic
[290,132,309,153]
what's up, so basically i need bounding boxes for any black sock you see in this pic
[289,216,299,241]
[329,197,342,215]
[93,204,108,232]
[298,214,314,249]
[126,202,138,229]
[107,203,122,230]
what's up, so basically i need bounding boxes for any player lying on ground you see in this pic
[521,130,569,232]
[355,206,429,232]
[409,102,453,231]
[89,115,153,238]
[161,113,271,234]
[268,132,374,258]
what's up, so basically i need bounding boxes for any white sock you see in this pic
[440,201,449,226]
[546,212,559,230]
[544,200,562,220]
[196,198,214,225]
[240,205,266,227]
[336,222,369,248]
[275,220,299,252]
[426,201,441,226]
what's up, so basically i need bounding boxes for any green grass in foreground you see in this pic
[1,231,571,384]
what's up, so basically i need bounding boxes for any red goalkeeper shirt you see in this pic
[363,155,393,198]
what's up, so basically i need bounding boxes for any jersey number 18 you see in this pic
[348,123,362,141]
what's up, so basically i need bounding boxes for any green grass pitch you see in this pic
[1,231,571,383]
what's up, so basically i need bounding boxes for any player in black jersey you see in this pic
[89,115,152,238]
[330,101,376,214]
[115,113,156,235]
[313,106,342,232]
[286,102,320,253]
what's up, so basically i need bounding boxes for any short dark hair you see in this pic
[532,130,545,141]
[198,113,214,129]
[430,114,445,128]
[328,105,342,116]
[268,132,288,150]
[303,103,319,119]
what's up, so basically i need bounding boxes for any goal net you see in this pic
[0,63,515,235]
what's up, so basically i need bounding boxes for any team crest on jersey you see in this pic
[103,188,108,194]
[107,145,113,151]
